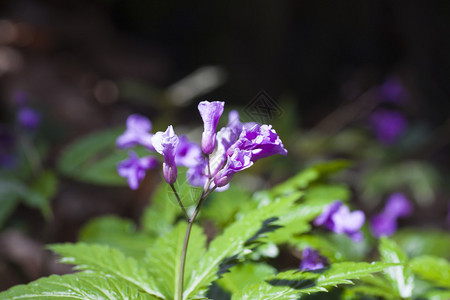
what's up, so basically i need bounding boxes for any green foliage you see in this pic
[393,228,450,259]
[79,216,154,259]
[183,193,300,299]
[217,263,277,294]
[50,243,165,299]
[231,262,395,299]
[379,237,414,298]
[57,127,152,185]
[145,222,206,300]
[410,255,450,288]
[0,273,156,300]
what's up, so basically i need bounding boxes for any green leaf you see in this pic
[0,273,156,300]
[269,160,351,197]
[25,170,57,219]
[79,215,154,259]
[231,262,395,299]
[352,275,398,299]
[379,237,414,298]
[410,255,450,288]
[144,222,206,300]
[423,289,450,300]
[217,263,276,294]
[141,182,180,236]
[183,193,300,299]
[57,127,152,185]
[49,243,165,299]
[393,228,450,259]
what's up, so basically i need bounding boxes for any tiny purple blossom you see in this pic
[226,124,287,162]
[370,193,413,238]
[175,135,202,168]
[152,125,179,184]
[198,101,224,154]
[116,114,154,150]
[214,149,253,187]
[118,151,158,190]
[300,248,326,271]
[369,109,407,144]
[377,77,408,104]
[18,107,40,130]
[314,200,365,242]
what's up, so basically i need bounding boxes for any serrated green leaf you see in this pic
[231,262,394,299]
[379,237,414,298]
[0,273,156,300]
[144,222,206,300]
[49,243,165,299]
[410,255,450,288]
[57,127,153,185]
[353,275,398,299]
[79,215,154,259]
[183,193,299,299]
[217,263,277,294]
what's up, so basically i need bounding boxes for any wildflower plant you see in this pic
[2,100,450,300]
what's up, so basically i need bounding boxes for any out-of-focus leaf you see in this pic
[353,275,398,299]
[57,127,153,185]
[79,216,154,259]
[410,255,450,288]
[361,161,439,207]
[393,228,450,259]
[24,170,57,218]
[270,160,351,197]
[379,237,414,298]
[217,263,276,294]
[0,273,156,300]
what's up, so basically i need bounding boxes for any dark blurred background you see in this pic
[1,0,449,290]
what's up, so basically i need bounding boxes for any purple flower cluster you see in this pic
[299,248,327,271]
[314,200,365,241]
[116,101,287,191]
[369,109,407,144]
[370,193,413,238]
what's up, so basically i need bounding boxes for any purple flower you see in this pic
[370,193,413,238]
[214,149,253,187]
[116,114,154,150]
[198,101,224,154]
[175,135,202,168]
[17,107,40,130]
[186,160,208,187]
[226,124,288,162]
[314,201,365,242]
[152,126,179,184]
[300,248,326,271]
[369,109,407,144]
[377,77,408,104]
[118,151,158,190]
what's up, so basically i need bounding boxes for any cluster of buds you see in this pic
[116,101,287,190]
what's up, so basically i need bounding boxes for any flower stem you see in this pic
[170,184,189,221]
[176,186,216,300]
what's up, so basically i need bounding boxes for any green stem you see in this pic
[170,184,189,221]
[176,185,216,300]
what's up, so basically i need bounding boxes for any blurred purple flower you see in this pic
[214,149,253,187]
[369,109,407,144]
[186,161,208,187]
[198,101,224,154]
[370,193,413,238]
[17,107,41,130]
[118,151,158,190]
[0,127,16,167]
[226,124,287,162]
[300,248,326,271]
[175,135,202,168]
[314,200,365,242]
[116,114,154,150]
[153,125,179,184]
[377,77,408,104]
